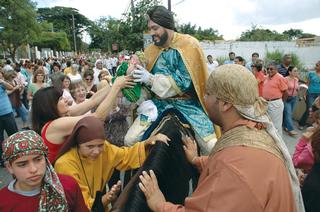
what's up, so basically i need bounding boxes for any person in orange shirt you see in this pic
[251,60,265,96]
[138,64,304,212]
[262,61,288,137]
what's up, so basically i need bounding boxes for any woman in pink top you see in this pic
[31,76,135,163]
[284,66,299,136]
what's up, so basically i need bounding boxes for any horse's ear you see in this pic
[178,124,196,147]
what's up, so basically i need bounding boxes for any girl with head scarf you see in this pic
[0,130,88,212]
[54,116,170,211]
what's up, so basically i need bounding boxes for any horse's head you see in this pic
[112,112,200,212]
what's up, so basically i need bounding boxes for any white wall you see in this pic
[201,41,320,68]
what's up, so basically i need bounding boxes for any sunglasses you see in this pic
[267,67,275,71]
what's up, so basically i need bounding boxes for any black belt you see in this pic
[265,98,281,101]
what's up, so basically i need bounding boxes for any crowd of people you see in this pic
[208,52,320,138]
[0,5,319,212]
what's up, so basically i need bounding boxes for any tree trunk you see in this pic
[9,47,16,62]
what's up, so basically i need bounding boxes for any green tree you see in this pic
[238,25,287,41]
[89,0,160,52]
[283,28,316,40]
[89,16,122,52]
[32,32,71,51]
[283,29,303,40]
[239,26,316,41]
[177,23,223,41]
[37,6,93,52]
[119,0,161,51]
[177,23,197,35]
[31,21,71,51]
[196,26,223,41]
[0,0,40,61]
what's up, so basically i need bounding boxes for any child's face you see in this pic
[127,55,142,75]
[6,154,46,191]
[130,55,141,66]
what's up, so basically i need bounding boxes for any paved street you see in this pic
[0,116,302,189]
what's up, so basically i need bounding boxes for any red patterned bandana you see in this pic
[2,130,68,211]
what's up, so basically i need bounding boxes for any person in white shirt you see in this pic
[103,56,113,75]
[207,55,219,75]
[93,59,111,85]
[246,52,260,71]
[111,54,118,76]
[3,59,13,72]
[61,75,74,105]
[67,64,82,83]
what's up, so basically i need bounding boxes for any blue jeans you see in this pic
[283,96,297,131]
[14,104,29,124]
[299,93,320,127]
[0,112,18,162]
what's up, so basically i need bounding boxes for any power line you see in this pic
[173,0,186,6]
[72,14,77,53]
[120,0,132,21]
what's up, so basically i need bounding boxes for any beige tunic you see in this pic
[156,146,296,212]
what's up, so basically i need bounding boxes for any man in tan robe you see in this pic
[138,64,304,212]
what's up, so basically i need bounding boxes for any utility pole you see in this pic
[131,0,134,14]
[71,14,77,54]
[168,0,171,11]
[0,26,6,59]
[131,0,135,23]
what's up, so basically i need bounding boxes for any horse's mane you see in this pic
[112,112,200,212]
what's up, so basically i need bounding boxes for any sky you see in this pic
[35,0,320,40]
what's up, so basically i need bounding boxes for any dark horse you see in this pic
[112,109,200,212]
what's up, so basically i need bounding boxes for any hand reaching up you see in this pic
[113,75,136,89]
